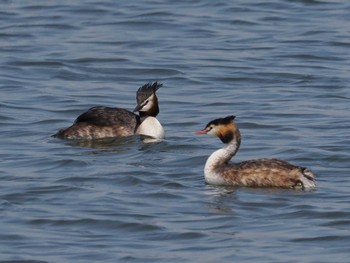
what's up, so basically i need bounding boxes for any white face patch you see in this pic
[139,94,155,112]
[206,125,219,136]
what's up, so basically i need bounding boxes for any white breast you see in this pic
[136,117,164,139]
[204,149,227,185]
[203,142,238,186]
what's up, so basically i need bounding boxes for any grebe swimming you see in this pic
[53,82,164,140]
[196,115,316,190]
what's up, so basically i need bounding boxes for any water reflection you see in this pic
[52,134,164,149]
[54,135,138,151]
[205,185,237,214]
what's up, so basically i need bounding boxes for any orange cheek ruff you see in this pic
[216,123,239,144]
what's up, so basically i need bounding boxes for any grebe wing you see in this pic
[233,158,298,171]
[74,106,140,127]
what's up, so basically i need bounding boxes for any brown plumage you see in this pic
[54,107,140,139]
[196,115,316,190]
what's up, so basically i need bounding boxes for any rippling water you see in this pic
[1,1,350,262]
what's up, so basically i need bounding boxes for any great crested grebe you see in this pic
[53,82,164,140]
[196,115,316,190]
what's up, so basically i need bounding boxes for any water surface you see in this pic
[1,1,350,262]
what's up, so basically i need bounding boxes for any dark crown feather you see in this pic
[136,82,162,104]
[207,115,235,127]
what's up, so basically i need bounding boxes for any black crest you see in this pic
[136,82,162,104]
[207,115,235,127]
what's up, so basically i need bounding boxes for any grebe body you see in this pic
[196,115,316,190]
[53,82,164,140]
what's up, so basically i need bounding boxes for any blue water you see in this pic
[1,1,350,262]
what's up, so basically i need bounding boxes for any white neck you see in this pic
[136,116,164,140]
[204,140,239,185]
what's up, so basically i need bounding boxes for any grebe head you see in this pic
[133,82,162,117]
[196,115,240,144]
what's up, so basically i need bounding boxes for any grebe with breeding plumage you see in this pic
[196,115,316,190]
[53,82,164,140]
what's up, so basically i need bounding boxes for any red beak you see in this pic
[195,129,207,135]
